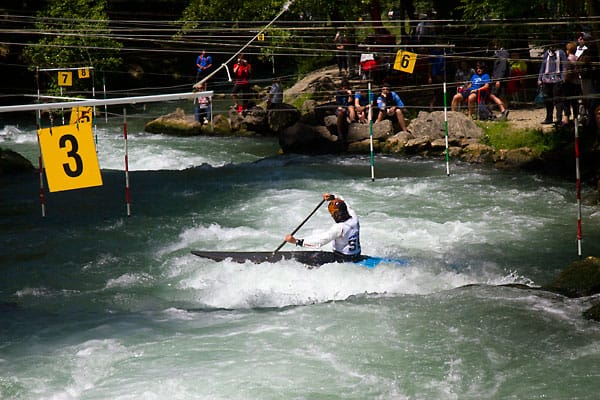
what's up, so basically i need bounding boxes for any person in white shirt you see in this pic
[285,193,361,262]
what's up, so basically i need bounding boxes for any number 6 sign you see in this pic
[393,50,417,73]
[37,118,103,192]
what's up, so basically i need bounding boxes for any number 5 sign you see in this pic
[37,120,103,192]
[393,50,417,73]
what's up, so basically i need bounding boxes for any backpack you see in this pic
[478,104,492,120]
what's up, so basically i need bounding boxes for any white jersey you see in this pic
[302,205,361,256]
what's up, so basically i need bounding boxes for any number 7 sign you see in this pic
[37,120,103,192]
[58,71,73,86]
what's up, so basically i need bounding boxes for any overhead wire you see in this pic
[2,12,599,103]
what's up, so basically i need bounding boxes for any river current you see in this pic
[1,103,600,399]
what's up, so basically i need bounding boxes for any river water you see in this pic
[2,103,600,399]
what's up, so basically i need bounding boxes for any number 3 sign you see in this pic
[37,117,103,192]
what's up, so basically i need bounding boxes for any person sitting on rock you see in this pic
[353,88,371,124]
[375,86,408,132]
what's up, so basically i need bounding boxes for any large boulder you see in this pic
[144,108,202,136]
[408,110,483,141]
[279,122,341,154]
[267,104,301,133]
[543,256,600,298]
[0,148,35,175]
[347,120,394,142]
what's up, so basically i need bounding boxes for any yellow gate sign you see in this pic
[37,120,103,192]
[57,71,73,86]
[69,106,93,125]
[393,50,417,73]
[78,68,90,79]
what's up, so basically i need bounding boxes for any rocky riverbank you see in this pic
[144,66,600,191]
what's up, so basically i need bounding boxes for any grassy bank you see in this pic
[477,120,564,156]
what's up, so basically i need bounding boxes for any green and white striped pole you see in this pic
[368,81,375,181]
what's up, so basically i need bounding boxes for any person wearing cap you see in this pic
[284,193,361,262]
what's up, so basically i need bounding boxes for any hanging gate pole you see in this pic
[368,82,375,181]
[574,120,582,256]
[443,81,450,176]
[443,48,450,176]
[123,107,131,217]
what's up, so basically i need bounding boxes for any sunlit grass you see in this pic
[478,120,559,155]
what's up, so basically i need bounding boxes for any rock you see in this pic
[0,148,35,175]
[348,120,394,142]
[493,147,536,168]
[348,138,380,153]
[405,135,432,154]
[381,131,410,153]
[460,142,495,163]
[408,110,483,141]
[583,303,600,321]
[144,107,202,136]
[279,122,340,154]
[543,256,600,298]
[240,107,268,133]
[267,104,301,133]
[211,114,233,135]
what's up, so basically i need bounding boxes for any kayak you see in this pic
[191,250,408,268]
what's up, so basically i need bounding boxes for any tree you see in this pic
[23,0,122,79]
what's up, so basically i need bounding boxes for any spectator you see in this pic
[488,43,510,119]
[335,79,353,145]
[564,41,580,125]
[506,51,527,105]
[267,77,283,109]
[576,32,597,119]
[232,54,252,113]
[195,49,213,82]
[454,60,475,97]
[451,62,491,119]
[376,86,408,132]
[353,88,371,123]
[538,45,567,125]
[334,30,349,76]
[194,83,211,124]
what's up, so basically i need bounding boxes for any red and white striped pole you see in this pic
[574,120,582,256]
[123,107,131,216]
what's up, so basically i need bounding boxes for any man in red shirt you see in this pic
[232,55,252,113]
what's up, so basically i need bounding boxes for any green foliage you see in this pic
[291,92,314,110]
[23,0,122,74]
[478,120,556,154]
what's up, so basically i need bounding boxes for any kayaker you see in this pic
[284,193,361,262]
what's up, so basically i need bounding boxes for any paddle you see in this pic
[273,197,329,253]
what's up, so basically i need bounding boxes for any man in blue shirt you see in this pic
[376,86,409,132]
[451,62,491,119]
[353,88,371,123]
[195,49,213,82]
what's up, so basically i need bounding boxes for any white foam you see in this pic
[105,273,153,289]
